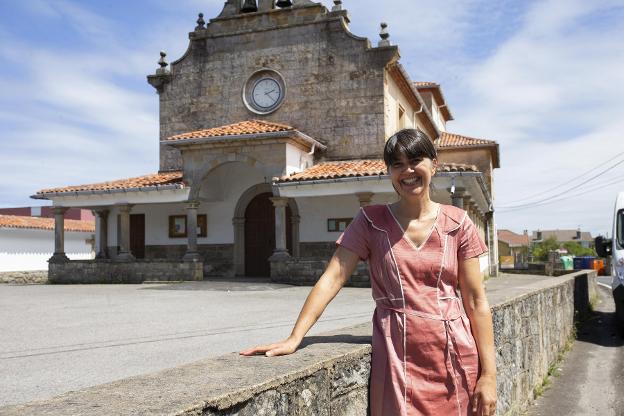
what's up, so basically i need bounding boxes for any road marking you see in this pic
[597,282,612,290]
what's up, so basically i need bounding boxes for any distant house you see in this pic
[0,208,95,272]
[497,229,529,268]
[531,229,594,249]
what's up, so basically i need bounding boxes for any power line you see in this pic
[498,157,624,209]
[502,150,624,205]
[498,174,624,213]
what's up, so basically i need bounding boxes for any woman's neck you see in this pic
[395,195,437,220]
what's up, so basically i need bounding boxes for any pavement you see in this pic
[526,283,624,416]
[0,279,375,406]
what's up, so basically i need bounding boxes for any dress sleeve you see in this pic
[457,214,489,261]
[336,209,370,260]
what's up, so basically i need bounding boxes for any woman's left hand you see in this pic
[472,374,497,415]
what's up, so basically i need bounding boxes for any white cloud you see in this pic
[451,0,624,235]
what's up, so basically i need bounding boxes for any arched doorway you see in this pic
[244,192,292,277]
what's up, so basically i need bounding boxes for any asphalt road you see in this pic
[526,284,624,415]
[0,280,375,406]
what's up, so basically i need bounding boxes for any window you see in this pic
[617,209,624,249]
[328,218,352,232]
[168,214,208,238]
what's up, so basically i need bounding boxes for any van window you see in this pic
[618,209,624,249]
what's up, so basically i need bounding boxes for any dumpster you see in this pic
[560,255,574,270]
[574,256,596,269]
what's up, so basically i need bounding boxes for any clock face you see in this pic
[252,78,282,110]
[243,69,286,114]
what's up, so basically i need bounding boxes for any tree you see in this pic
[561,241,597,257]
[532,236,559,261]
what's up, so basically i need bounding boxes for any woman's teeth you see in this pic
[401,177,421,185]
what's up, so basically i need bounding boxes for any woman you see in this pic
[241,129,497,416]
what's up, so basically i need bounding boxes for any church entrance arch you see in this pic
[233,184,299,277]
[244,193,292,277]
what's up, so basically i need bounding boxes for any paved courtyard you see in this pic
[0,280,374,406]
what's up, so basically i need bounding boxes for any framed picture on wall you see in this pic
[169,215,186,238]
[169,214,208,238]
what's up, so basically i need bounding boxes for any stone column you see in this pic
[269,197,291,261]
[95,209,109,259]
[183,202,202,261]
[117,205,135,261]
[355,192,374,207]
[49,207,69,263]
[448,187,465,209]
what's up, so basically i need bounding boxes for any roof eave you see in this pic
[164,130,327,151]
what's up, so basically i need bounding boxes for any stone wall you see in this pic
[48,260,203,284]
[1,271,597,416]
[0,270,48,284]
[271,257,369,287]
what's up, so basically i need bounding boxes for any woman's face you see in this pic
[388,153,437,200]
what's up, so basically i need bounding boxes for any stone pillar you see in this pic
[183,202,202,261]
[117,205,135,261]
[95,209,109,259]
[355,192,374,207]
[269,197,291,261]
[49,207,69,263]
[448,187,465,209]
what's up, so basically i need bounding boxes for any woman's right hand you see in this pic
[239,335,301,357]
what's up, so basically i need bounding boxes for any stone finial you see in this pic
[157,51,169,73]
[195,13,205,30]
[378,22,391,47]
[276,0,293,7]
[332,0,342,11]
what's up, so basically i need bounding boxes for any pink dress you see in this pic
[337,204,488,416]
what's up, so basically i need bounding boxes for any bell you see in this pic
[240,0,258,13]
[276,0,293,7]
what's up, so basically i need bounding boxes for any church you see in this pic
[33,0,500,284]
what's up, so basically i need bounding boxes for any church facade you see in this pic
[34,0,500,284]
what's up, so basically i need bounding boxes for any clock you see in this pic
[243,69,286,114]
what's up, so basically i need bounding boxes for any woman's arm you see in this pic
[458,257,497,416]
[239,246,361,357]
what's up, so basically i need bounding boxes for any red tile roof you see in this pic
[498,229,530,247]
[164,120,295,142]
[37,171,184,196]
[438,132,497,148]
[276,159,478,183]
[0,215,95,233]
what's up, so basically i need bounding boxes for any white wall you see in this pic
[297,192,397,242]
[108,162,268,246]
[384,76,419,138]
[0,228,93,272]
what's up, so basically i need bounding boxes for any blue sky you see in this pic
[1,0,623,237]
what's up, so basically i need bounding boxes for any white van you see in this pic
[596,191,624,324]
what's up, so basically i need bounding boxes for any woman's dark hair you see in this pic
[383,129,437,168]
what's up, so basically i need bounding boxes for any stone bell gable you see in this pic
[149,0,399,171]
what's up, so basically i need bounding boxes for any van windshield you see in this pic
[618,209,624,249]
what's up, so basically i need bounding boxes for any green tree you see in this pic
[532,236,560,261]
[561,241,596,257]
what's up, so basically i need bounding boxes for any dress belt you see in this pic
[375,301,468,412]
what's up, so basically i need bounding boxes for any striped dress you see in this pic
[337,204,488,416]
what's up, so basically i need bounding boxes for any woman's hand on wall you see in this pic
[239,335,301,357]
